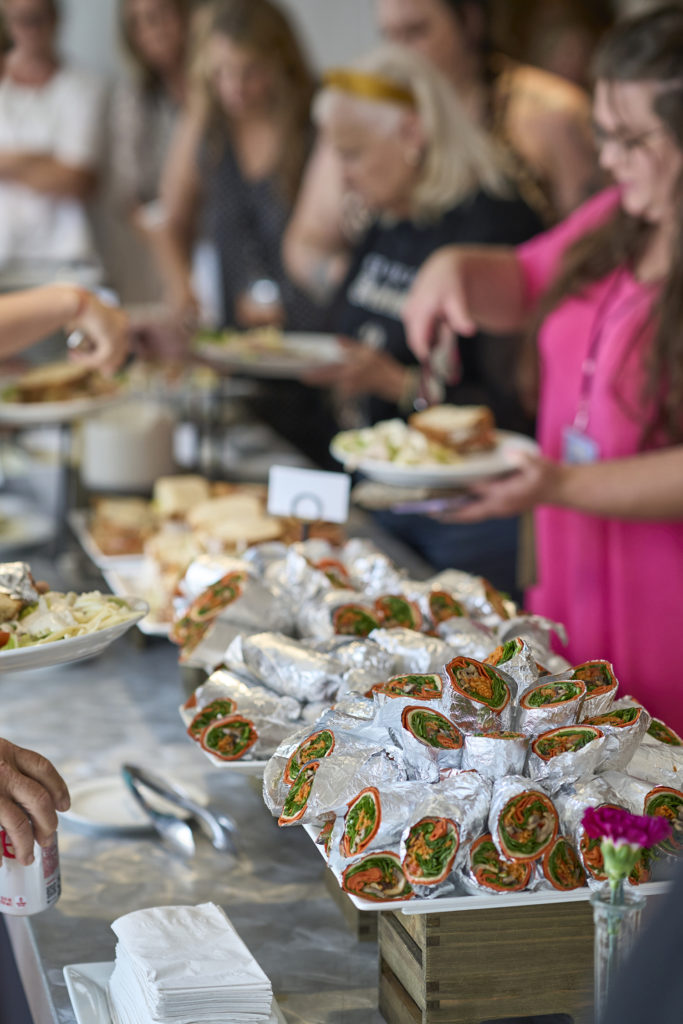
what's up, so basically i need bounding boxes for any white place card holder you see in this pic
[267,465,350,524]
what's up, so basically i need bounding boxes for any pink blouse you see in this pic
[517,188,683,734]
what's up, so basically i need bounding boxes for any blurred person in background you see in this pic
[0,0,104,282]
[305,45,542,589]
[284,0,597,304]
[403,6,683,732]
[154,0,336,463]
[492,0,614,92]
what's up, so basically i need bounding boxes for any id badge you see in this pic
[562,426,601,464]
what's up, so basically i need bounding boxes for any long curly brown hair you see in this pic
[197,0,314,204]
[532,6,683,446]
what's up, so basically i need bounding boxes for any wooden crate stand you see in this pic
[379,901,596,1024]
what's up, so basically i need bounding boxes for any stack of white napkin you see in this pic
[107,903,273,1024]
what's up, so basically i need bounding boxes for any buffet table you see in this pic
[0,530,432,1024]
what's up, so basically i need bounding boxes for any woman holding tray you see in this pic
[403,6,683,732]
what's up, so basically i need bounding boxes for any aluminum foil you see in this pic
[443,658,516,733]
[263,724,319,816]
[300,700,331,724]
[483,637,539,695]
[435,618,495,662]
[579,685,618,720]
[174,554,253,611]
[527,730,605,790]
[516,684,585,738]
[0,561,38,605]
[462,733,529,780]
[627,736,683,788]
[497,614,568,657]
[369,627,456,675]
[313,636,398,680]
[240,541,290,577]
[374,697,454,782]
[341,539,406,595]
[587,704,651,772]
[296,589,376,641]
[600,770,656,814]
[241,632,343,702]
[263,549,335,608]
[298,744,408,824]
[488,775,559,863]
[323,693,377,726]
[180,619,247,671]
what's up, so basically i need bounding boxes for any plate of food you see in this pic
[0,361,123,425]
[331,405,539,488]
[193,328,345,378]
[0,562,148,671]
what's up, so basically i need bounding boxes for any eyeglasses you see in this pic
[592,123,666,155]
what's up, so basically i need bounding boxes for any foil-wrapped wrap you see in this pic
[295,745,408,825]
[443,657,516,732]
[516,679,587,738]
[328,780,424,867]
[584,703,651,771]
[313,636,399,692]
[398,771,492,898]
[627,735,683,788]
[241,541,290,577]
[0,561,38,608]
[376,697,462,780]
[554,776,625,888]
[428,569,517,626]
[599,770,653,813]
[300,700,332,724]
[462,733,529,780]
[460,832,533,895]
[369,628,457,675]
[482,637,539,695]
[434,618,495,662]
[263,548,335,608]
[179,620,246,671]
[241,632,343,702]
[571,660,619,719]
[600,769,683,854]
[496,615,568,672]
[527,725,605,790]
[174,554,253,611]
[181,668,301,764]
[530,835,587,893]
[489,776,559,863]
[341,539,406,595]
[296,590,378,641]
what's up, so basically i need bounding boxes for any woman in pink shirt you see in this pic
[403,5,683,734]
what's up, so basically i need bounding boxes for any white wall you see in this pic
[58,0,380,80]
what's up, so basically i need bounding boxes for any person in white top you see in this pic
[0,0,104,270]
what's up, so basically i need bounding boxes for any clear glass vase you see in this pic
[591,885,646,1021]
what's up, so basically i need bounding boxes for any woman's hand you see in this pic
[304,339,408,401]
[403,246,477,362]
[438,451,568,523]
[67,291,130,376]
[0,739,70,866]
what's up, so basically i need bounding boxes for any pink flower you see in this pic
[582,805,671,849]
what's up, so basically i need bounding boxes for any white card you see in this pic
[267,465,350,524]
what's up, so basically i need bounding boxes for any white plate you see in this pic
[0,389,124,426]
[302,825,669,914]
[195,332,344,379]
[60,774,208,836]
[0,494,53,553]
[63,962,287,1024]
[180,704,267,776]
[331,430,540,489]
[0,597,148,672]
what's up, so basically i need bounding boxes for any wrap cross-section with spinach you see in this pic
[284,729,335,785]
[469,833,531,892]
[341,787,381,857]
[374,594,422,631]
[403,816,460,886]
[341,851,413,902]
[401,706,464,750]
[496,789,559,861]
[200,714,258,761]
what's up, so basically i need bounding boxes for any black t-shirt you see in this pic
[332,189,543,429]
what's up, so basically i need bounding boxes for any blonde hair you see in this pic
[314,44,509,221]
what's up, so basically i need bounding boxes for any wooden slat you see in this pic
[379,914,425,1008]
[379,958,423,1024]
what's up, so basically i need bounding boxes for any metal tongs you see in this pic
[121,764,238,858]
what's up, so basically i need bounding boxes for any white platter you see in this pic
[195,332,344,379]
[63,962,287,1024]
[0,597,148,673]
[302,825,669,914]
[0,494,53,553]
[60,774,208,837]
[179,703,268,776]
[68,510,147,571]
[331,430,539,489]
[0,389,124,426]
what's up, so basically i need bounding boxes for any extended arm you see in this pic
[0,151,96,198]
[403,245,526,361]
[0,738,70,866]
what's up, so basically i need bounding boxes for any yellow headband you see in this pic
[322,68,416,108]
